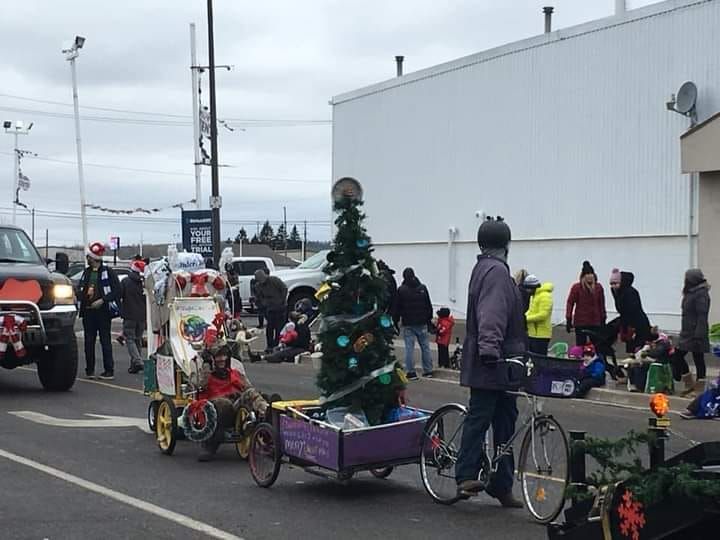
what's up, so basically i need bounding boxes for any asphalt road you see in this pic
[1,340,718,540]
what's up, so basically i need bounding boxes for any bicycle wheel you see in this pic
[420,403,470,505]
[518,415,569,524]
[249,423,281,488]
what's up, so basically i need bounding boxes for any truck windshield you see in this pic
[297,250,329,270]
[0,228,43,264]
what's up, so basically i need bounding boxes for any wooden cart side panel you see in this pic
[279,414,341,471]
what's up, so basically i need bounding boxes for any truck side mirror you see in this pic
[55,252,70,275]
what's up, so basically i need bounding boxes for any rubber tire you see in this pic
[147,401,159,433]
[370,467,393,479]
[37,338,78,392]
[235,407,252,460]
[248,423,281,488]
[156,397,179,456]
[419,403,469,506]
[518,416,570,524]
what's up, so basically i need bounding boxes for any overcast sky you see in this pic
[0,0,658,249]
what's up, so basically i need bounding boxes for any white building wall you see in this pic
[332,0,720,332]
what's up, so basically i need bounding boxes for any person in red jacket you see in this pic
[435,308,455,368]
[196,338,268,461]
[565,260,607,346]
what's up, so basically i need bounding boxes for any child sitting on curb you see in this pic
[680,376,720,420]
[577,343,606,397]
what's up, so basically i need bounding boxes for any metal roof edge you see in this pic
[680,110,720,138]
[330,0,713,106]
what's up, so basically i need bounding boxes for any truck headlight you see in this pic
[53,284,75,304]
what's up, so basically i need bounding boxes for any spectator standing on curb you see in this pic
[674,268,711,396]
[120,260,147,374]
[377,259,398,312]
[79,242,121,380]
[455,217,525,508]
[524,275,554,356]
[251,268,268,329]
[609,269,651,354]
[253,269,288,351]
[514,269,531,313]
[392,267,434,380]
[435,308,455,368]
[566,261,606,346]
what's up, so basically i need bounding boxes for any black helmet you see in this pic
[477,216,511,250]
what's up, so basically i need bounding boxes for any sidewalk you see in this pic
[395,335,718,414]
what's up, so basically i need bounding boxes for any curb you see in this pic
[430,369,693,413]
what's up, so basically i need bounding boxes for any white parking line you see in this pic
[0,448,245,540]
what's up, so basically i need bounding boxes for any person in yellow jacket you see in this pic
[523,275,554,356]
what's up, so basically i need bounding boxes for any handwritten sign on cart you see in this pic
[156,353,175,396]
[280,415,339,471]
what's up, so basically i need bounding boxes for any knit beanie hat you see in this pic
[86,241,105,261]
[609,268,621,284]
[523,274,541,289]
[580,260,595,278]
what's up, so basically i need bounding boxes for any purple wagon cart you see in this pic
[248,400,430,487]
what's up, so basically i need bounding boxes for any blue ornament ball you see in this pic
[348,356,359,369]
[379,314,392,329]
[356,238,369,249]
[337,335,350,348]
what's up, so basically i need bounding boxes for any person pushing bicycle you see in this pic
[455,216,527,508]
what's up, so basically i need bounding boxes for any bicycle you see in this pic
[420,391,570,524]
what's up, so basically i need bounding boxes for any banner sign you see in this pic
[181,210,213,257]
[169,298,220,376]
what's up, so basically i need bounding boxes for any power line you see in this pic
[0,151,328,184]
[0,101,331,127]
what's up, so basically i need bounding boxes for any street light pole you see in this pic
[12,130,18,224]
[189,23,202,210]
[63,36,88,248]
[4,121,32,225]
[206,0,221,265]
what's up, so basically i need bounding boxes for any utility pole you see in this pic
[62,36,88,248]
[303,220,307,261]
[189,23,202,209]
[3,120,32,225]
[206,0,221,266]
[283,206,288,258]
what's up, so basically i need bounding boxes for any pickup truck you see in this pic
[230,256,275,312]
[0,226,78,391]
[272,250,330,310]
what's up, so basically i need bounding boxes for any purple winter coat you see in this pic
[460,255,528,390]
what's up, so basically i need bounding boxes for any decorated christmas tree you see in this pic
[316,178,405,425]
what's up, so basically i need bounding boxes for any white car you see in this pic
[272,250,330,309]
[230,257,275,312]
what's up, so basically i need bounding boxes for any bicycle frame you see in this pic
[487,392,545,474]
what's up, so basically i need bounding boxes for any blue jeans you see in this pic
[455,388,518,497]
[403,325,433,374]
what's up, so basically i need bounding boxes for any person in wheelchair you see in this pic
[196,337,269,462]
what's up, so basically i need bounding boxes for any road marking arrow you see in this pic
[8,411,152,434]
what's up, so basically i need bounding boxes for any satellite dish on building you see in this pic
[675,81,697,115]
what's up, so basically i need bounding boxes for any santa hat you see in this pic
[609,268,621,284]
[130,260,146,274]
[86,241,106,261]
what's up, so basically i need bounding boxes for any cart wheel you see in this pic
[370,467,394,479]
[249,423,281,488]
[235,406,253,460]
[156,397,178,455]
[147,401,159,433]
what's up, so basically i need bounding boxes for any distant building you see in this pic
[331,0,720,330]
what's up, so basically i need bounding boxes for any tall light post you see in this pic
[3,120,32,225]
[62,35,88,248]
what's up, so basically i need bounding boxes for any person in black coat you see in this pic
[377,259,398,312]
[610,271,651,354]
[119,260,147,374]
[673,268,711,395]
[392,267,433,379]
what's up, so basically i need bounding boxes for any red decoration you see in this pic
[0,314,27,359]
[212,312,226,332]
[190,272,209,297]
[187,398,209,427]
[175,274,187,290]
[212,275,225,291]
[617,489,646,540]
[203,327,218,348]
